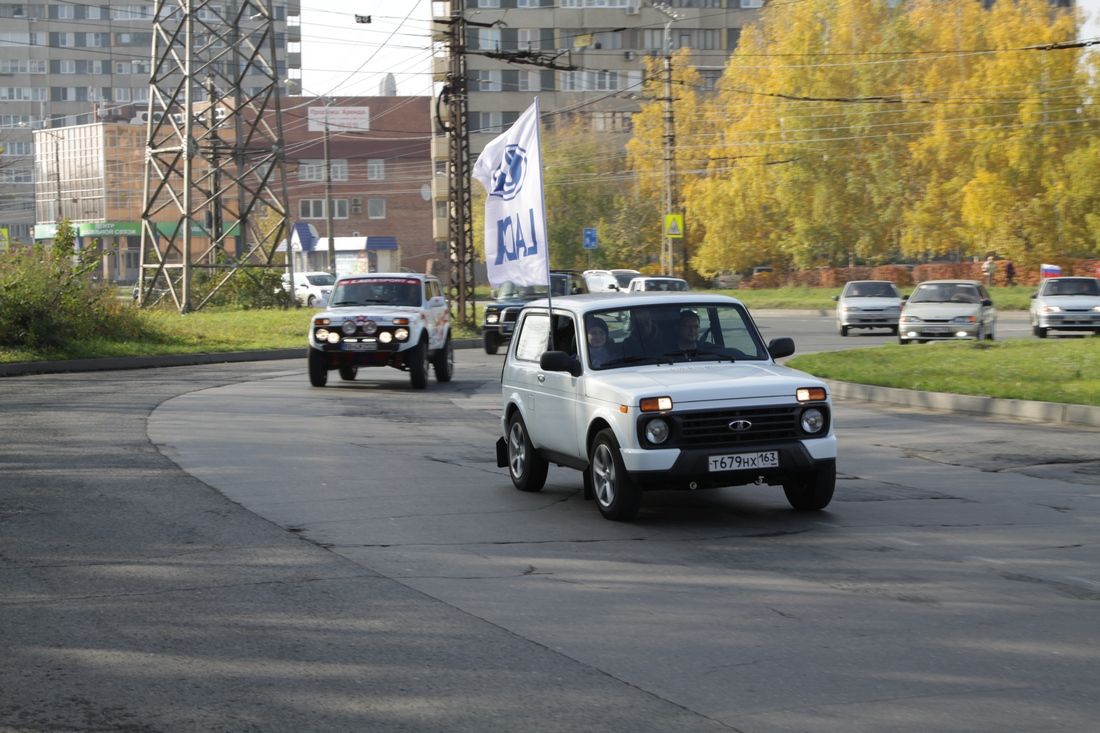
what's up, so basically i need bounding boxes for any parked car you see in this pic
[306,273,452,389]
[582,269,642,293]
[898,279,996,344]
[626,276,690,293]
[1029,276,1100,338]
[482,271,588,354]
[495,292,837,521]
[282,271,335,306]
[833,279,903,336]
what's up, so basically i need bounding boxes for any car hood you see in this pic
[585,362,826,405]
[902,303,983,319]
[1036,295,1100,310]
[840,297,900,309]
[318,305,424,322]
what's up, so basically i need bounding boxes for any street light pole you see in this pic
[654,3,681,277]
[322,98,336,274]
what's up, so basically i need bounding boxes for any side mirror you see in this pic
[981,298,993,307]
[832,295,839,302]
[768,337,795,360]
[902,294,909,300]
[608,283,619,291]
[540,350,582,377]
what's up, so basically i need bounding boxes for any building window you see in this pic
[367,198,385,219]
[434,159,447,176]
[518,28,540,51]
[299,199,325,219]
[740,0,763,7]
[334,199,348,218]
[473,111,502,134]
[57,4,74,19]
[367,158,385,180]
[519,70,540,92]
[476,69,501,92]
[478,28,501,51]
[518,0,540,6]
[476,0,500,6]
[59,60,76,74]
[435,200,448,219]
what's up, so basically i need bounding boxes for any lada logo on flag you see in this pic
[489,145,527,201]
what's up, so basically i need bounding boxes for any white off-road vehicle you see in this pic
[496,293,837,521]
[307,273,452,389]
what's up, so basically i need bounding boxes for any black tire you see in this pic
[339,365,357,381]
[782,461,836,512]
[433,335,454,382]
[898,337,909,345]
[1034,325,1048,338]
[506,413,548,493]
[838,324,848,337]
[484,331,501,355]
[890,325,899,335]
[308,348,328,387]
[408,338,429,389]
[588,429,641,521]
[307,294,316,307]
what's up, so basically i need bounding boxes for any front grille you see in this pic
[502,308,522,324]
[674,406,804,447]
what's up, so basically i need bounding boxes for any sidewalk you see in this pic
[1,338,1096,428]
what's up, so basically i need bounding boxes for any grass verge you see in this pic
[720,285,1036,310]
[787,338,1100,407]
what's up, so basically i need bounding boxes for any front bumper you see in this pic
[1036,314,1100,331]
[627,441,836,491]
[899,324,980,340]
[841,314,899,328]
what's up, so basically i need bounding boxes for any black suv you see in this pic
[482,271,588,354]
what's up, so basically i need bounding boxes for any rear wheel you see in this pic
[408,339,429,389]
[838,324,849,337]
[588,429,641,521]
[433,336,454,382]
[1034,325,1048,338]
[484,331,501,355]
[507,413,547,493]
[308,349,328,387]
[306,294,316,307]
[339,365,357,381]
[782,461,836,511]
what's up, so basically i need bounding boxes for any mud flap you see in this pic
[495,437,508,468]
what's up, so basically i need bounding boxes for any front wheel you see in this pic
[433,336,454,382]
[838,324,848,337]
[408,339,429,389]
[484,330,501,355]
[588,429,641,521]
[1034,325,1047,338]
[308,349,328,387]
[306,294,316,307]
[507,413,547,493]
[782,461,835,511]
[339,365,357,381]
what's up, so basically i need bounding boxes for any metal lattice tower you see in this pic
[137,0,291,312]
[439,0,476,326]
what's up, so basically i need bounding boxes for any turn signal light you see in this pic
[639,396,673,412]
[796,387,826,402]
[313,317,331,326]
[393,317,409,325]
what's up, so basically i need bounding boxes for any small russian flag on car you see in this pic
[1040,263,1062,278]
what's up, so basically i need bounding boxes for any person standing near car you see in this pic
[981,255,996,286]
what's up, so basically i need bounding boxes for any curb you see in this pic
[826,379,1100,429]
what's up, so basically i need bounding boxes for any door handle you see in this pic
[537,374,546,383]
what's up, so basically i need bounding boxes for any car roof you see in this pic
[521,292,742,314]
[335,272,430,281]
[913,279,982,285]
[1043,276,1097,282]
[844,279,895,285]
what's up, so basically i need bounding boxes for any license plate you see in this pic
[343,341,377,351]
[923,325,953,332]
[708,450,779,472]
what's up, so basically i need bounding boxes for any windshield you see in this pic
[909,283,981,304]
[583,302,767,370]
[329,277,421,307]
[1042,278,1100,296]
[613,271,642,288]
[306,274,336,286]
[843,281,899,298]
[496,274,583,299]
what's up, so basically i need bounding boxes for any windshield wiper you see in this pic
[616,354,673,366]
[663,348,735,363]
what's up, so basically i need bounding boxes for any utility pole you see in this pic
[322,98,336,273]
[438,1,475,325]
[52,133,62,224]
[654,3,681,277]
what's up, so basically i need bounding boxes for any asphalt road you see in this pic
[2,312,1097,732]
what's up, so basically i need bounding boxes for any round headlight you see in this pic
[326,331,341,344]
[361,320,377,335]
[379,331,393,344]
[315,328,329,341]
[395,327,410,341]
[800,407,825,434]
[341,320,357,335]
[486,313,499,324]
[644,418,670,445]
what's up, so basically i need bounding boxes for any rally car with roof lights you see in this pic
[307,273,452,389]
[496,292,836,521]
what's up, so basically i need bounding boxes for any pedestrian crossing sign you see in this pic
[663,214,684,238]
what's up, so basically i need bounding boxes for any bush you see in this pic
[0,223,155,349]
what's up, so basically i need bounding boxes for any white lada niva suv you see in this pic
[307,273,452,389]
[496,292,837,521]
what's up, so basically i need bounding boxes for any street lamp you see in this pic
[652,2,682,277]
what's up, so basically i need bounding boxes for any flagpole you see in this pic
[532,96,556,349]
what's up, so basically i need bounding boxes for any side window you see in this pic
[514,312,550,362]
[551,313,577,355]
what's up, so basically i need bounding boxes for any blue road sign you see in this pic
[583,227,598,250]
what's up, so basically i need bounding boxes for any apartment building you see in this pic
[428,0,762,252]
[0,0,301,248]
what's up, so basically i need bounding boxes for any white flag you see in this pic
[472,100,549,289]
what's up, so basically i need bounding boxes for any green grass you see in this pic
[0,306,482,364]
[787,338,1100,406]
